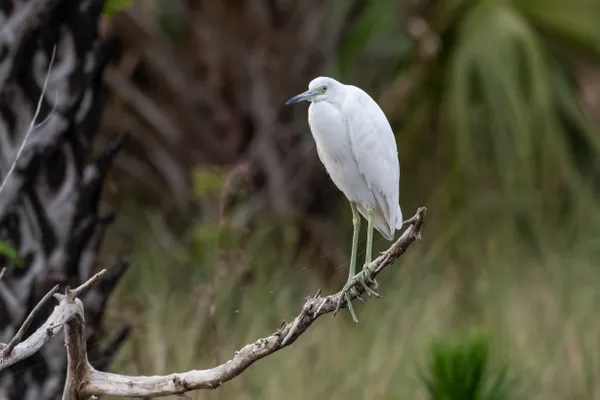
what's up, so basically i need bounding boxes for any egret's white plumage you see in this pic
[303,77,402,239]
[286,76,403,323]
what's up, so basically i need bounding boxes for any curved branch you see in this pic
[84,207,426,397]
[0,284,58,357]
[0,207,427,398]
[0,270,106,370]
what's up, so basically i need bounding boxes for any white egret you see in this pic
[286,76,403,324]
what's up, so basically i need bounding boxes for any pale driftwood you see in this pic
[0,284,58,357]
[0,270,106,371]
[0,207,426,398]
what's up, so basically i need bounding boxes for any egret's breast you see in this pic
[308,102,373,204]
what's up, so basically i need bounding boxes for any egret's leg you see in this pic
[334,203,381,324]
[333,202,361,324]
[355,207,380,297]
[348,202,361,280]
[365,207,374,265]
[363,208,378,287]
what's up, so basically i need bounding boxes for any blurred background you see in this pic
[95,0,600,398]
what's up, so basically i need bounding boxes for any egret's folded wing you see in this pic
[343,88,400,232]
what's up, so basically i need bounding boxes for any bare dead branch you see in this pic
[83,208,425,397]
[0,207,426,398]
[62,299,90,400]
[0,270,105,370]
[0,284,59,357]
[0,45,56,197]
[70,268,106,299]
[0,267,5,280]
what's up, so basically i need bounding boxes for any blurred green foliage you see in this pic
[437,0,600,217]
[191,168,225,198]
[103,0,133,15]
[154,0,187,43]
[421,331,514,400]
[0,240,22,267]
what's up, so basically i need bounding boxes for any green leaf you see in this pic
[103,0,134,16]
[0,240,22,266]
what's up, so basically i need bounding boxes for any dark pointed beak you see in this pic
[285,90,318,105]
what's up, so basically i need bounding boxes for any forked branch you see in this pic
[0,207,426,399]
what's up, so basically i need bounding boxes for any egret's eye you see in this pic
[321,86,328,93]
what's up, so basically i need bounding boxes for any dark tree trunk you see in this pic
[0,1,128,399]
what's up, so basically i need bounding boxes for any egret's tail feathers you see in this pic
[377,227,394,241]
[375,212,396,241]
[378,227,394,241]
[395,206,403,230]
[357,203,402,241]
[380,206,403,241]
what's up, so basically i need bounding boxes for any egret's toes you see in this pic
[334,283,351,316]
[359,278,380,298]
[345,292,359,324]
[361,267,379,290]
[334,295,344,316]
[353,269,379,298]
[359,276,380,298]
[355,291,365,303]
[333,280,361,323]
[369,276,379,289]
[368,278,379,292]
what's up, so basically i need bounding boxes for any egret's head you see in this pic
[285,77,342,105]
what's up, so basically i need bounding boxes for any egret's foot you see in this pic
[357,264,381,292]
[333,270,381,324]
[357,267,380,297]
[333,281,359,324]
